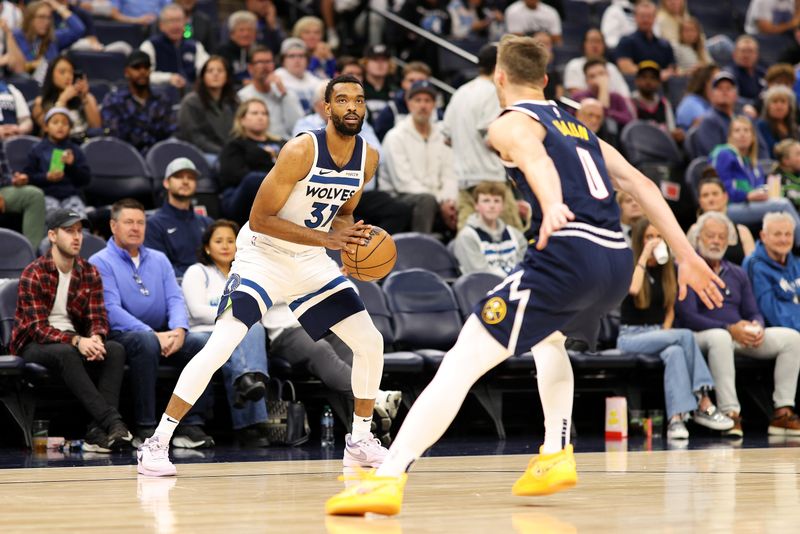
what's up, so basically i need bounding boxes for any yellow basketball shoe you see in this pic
[512,444,577,496]
[325,470,408,516]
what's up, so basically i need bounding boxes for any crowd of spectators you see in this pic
[2,0,800,450]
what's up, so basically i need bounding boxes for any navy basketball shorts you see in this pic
[475,235,633,355]
[216,226,365,340]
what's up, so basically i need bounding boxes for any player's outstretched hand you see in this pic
[677,252,726,309]
[536,203,575,250]
[325,220,372,254]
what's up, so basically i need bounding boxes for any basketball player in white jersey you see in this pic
[138,75,390,476]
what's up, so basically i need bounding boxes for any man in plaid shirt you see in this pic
[11,209,132,452]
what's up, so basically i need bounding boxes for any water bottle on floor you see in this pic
[321,405,335,447]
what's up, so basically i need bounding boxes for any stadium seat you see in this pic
[684,156,710,201]
[452,272,503,319]
[93,21,145,48]
[665,75,689,109]
[82,137,153,205]
[0,229,35,278]
[37,231,107,259]
[383,269,462,354]
[146,139,218,194]
[4,135,40,173]
[620,120,684,167]
[67,51,127,83]
[6,77,40,103]
[0,279,18,349]
[89,81,114,104]
[0,280,35,447]
[683,126,702,160]
[392,233,460,280]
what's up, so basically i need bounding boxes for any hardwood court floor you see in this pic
[1,446,799,533]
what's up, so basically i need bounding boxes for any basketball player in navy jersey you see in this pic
[325,36,726,516]
[137,75,393,476]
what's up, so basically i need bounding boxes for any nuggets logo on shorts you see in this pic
[481,297,507,324]
[223,273,241,297]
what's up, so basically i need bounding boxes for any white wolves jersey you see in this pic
[265,128,367,253]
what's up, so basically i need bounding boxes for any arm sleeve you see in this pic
[181,265,217,327]
[738,270,765,324]
[100,94,122,137]
[84,264,109,337]
[90,256,152,332]
[381,131,426,195]
[65,146,91,187]
[24,147,47,187]
[161,257,189,330]
[142,216,166,254]
[605,94,635,126]
[614,36,634,61]
[19,270,74,345]
[437,142,458,203]
[55,14,86,50]
[278,90,304,137]
[674,288,730,330]
[749,261,800,329]
[10,85,30,120]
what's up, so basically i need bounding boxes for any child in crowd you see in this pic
[452,181,528,277]
[24,107,91,215]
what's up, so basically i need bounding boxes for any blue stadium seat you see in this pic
[83,137,153,205]
[620,120,684,167]
[392,233,460,280]
[383,269,462,355]
[89,81,114,104]
[4,135,40,173]
[0,279,18,349]
[93,21,145,48]
[6,77,40,103]
[146,138,218,194]
[67,50,127,83]
[451,271,503,319]
[685,156,710,201]
[0,229,35,279]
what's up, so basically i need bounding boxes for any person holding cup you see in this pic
[617,217,733,440]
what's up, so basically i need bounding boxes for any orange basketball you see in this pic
[341,226,397,281]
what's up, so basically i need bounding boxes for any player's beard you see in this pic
[331,112,364,136]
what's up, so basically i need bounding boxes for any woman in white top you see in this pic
[564,28,631,98]
[654,0,688,45]
[182,220,271,447]
[672,17,711,73]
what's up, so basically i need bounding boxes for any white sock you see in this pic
[376,317,511,477]
[352,413,373,442]
[532,333,574,454]
[154,412,180,442]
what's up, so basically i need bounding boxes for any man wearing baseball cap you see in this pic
[144,157,212,277]
[363,44,394,121]
[383,80,458,234]
[10,208,132,452]
[631,60,684,143]
[101,50,176,154]
[693,71,768,158]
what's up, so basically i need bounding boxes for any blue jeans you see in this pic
[110,330,213,427]
[221,172,265,225]
[617,325,714,418]
[221,324,269,430]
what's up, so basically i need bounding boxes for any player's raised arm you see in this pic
[488,112,574,249]
[599,138,726,309]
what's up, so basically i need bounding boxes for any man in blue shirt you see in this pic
[676,211,800,437]
[744,211,800,330]
[730,36,766,102]
[615,1,676,80]
[90,198,214,448]
[144,158,212,277]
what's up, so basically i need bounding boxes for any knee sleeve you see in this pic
[172,311,249,405]
[330,311,384,399]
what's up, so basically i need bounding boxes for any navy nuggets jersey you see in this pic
[268,128,366,253]
[500,100,623,240]
[474,99,633,355]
